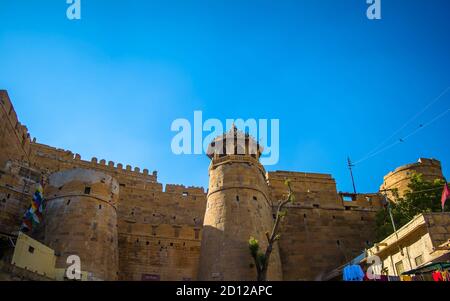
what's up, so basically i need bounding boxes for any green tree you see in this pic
[248,179,294,281]
[375,173,447,241]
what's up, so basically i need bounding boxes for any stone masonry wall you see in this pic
[22,141,207,280]
[268,171,384,280]
[0,161,41,234]
[117,184,205,281]
[0,91,32,170]
[0,91,36,235]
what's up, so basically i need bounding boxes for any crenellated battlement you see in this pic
[338,192,384,209]
[164,184,205,195]
[268,170,336,182]
[384,157,442,179]
[30,142,158,183]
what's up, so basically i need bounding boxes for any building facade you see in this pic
[367,213,450,277]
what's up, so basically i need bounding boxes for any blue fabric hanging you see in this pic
[343,265,365,281]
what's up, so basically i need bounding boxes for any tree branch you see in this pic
[259,180,294,279]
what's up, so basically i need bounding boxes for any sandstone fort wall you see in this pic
[1,90,445,281]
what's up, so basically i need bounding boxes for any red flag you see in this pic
[441,182,450,211]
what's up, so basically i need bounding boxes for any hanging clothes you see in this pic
[441,271,449,281]
[343,265,365,281]
[364,273,386,281]
[432,271,444,282]
[400,275,412,281]
[378,275,389,281]
[412,275,422,281]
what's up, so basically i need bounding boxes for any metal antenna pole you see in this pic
[347,157,357,194]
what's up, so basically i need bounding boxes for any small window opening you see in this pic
[342,195,354,202]
[236,195,240,202]
[84,187,91,195]
[415,255,424,267]
[28,246,35,253]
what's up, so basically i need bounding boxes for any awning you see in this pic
[402,262,450,275]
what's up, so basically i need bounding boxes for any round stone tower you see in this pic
[43,168,119,280]
[198,126,283,280]
[380,158,444,200]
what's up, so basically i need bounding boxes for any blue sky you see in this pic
[1,0,449,193]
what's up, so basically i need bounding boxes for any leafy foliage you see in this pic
[248,237,267,273]
[248,237,261,258]
[375,173,447,241]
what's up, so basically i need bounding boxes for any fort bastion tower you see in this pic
[380,158,444,199]
[42,168,119,280]
[198,126,283,280]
